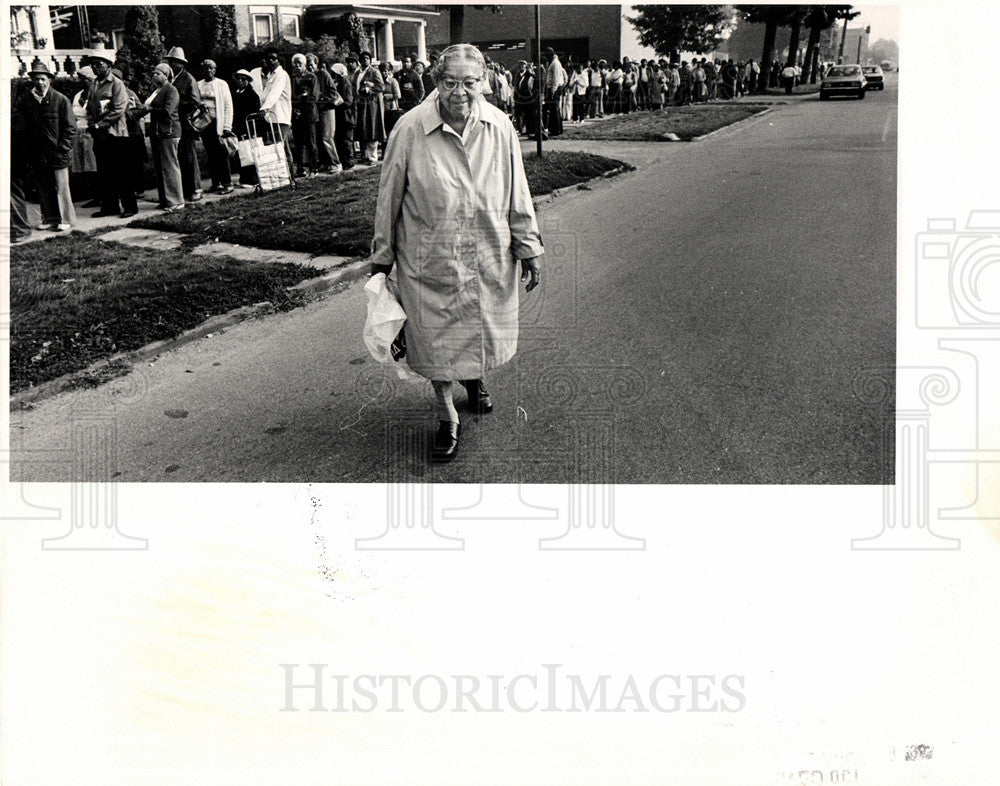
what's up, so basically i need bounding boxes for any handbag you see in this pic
[188,106,214,132]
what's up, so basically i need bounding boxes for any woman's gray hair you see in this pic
[291,53,307,67]
[429,44,486,84]
[153,62,173,78]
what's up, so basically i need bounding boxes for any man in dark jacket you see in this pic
[395,55,424,112]
[165,47,204,202]
[10,80,36,241]
[330,62,356,171]
[16,60,77,229]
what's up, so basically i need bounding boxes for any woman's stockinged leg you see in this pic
[432,381,460,424]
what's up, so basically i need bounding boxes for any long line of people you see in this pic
[11,44,784,242]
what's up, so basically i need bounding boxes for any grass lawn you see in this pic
[560,104,770,141]
[131,151,630,257]
[10,235,317,392]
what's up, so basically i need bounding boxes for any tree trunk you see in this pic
[449,6,464,44]
[758,21,777,94]
[801,23,821,83]
[810,46,821,84]
[786,18,802,66]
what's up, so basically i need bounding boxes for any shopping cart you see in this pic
[245,114,296,193]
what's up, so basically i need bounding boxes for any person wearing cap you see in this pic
[415,59,434,102]
[15,60,77,231]
[370,43,543,463]
[353,51,385,165]
[138,62,184,212]
[197,59,234,194]
[164,47,205,202]
[85,49,138,218]
[329,62,356,171]
[231,69,261,187]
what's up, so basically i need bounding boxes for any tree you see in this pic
[328,11,367,55]
[626,5,737,62]
[801,6,859,82]
[868,38,898,65]
[114,6,164,95]
[199,5,238,58]
[735,5,800,92]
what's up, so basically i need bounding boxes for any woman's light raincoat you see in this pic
[370,96,544,381]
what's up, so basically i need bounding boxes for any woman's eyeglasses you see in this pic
[438,77,481,92]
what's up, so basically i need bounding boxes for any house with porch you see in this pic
[10,4,444,76]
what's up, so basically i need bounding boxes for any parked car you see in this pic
[820,65,867,100]
[862,65,885,90]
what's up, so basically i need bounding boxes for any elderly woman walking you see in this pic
[370,44,543,462]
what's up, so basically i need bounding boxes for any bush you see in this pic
[115,6,165,96]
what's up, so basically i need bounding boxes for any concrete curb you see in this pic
[689,106,776,142]
[10,165,626,409]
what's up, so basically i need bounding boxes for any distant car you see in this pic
[862,65,885,90]
[820,65,867,100]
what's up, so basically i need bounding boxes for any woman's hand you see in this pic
[520,257,540,293]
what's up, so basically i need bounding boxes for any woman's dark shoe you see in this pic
[461,379,493,414]
[430,421,461,463]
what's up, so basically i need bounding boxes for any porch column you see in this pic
[381,19,395,63]
[416,21,427,63]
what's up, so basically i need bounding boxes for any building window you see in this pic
[111,28,125,50]
[281,14,300,39]
[253,14,274,45]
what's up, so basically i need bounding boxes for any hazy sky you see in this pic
[851,5,901,43]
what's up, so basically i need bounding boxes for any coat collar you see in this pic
[419,95,500,136]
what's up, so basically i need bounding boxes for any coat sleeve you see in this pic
[102,79,128,126]
[506,122,544,262]
[370,121,410,273]
[57,95,76,157]
[219,80,233,132]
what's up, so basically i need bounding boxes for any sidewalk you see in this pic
[16,168,351,247]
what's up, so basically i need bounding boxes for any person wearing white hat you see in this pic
[85,49,138,217]
[231,69,261,187]
[165,46,205,201]
[15,59,77,230]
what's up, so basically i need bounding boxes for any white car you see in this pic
[820,65,867,100]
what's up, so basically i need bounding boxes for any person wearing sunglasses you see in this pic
[370,44,543,463]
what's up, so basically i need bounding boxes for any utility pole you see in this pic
[535,5,543,157]
[837,16,848,63]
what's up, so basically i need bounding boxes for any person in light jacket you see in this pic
[370,44,543,463]
[197,59,234,193]
[138,62,184,211]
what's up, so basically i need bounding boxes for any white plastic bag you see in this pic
[363,274,420,380]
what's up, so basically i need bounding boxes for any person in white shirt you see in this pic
[542,47,566,136]
[197,59,234,193]
[258,49,293,166]
[568,63,588,122]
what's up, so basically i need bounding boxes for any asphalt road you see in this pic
[10,79,897,483]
